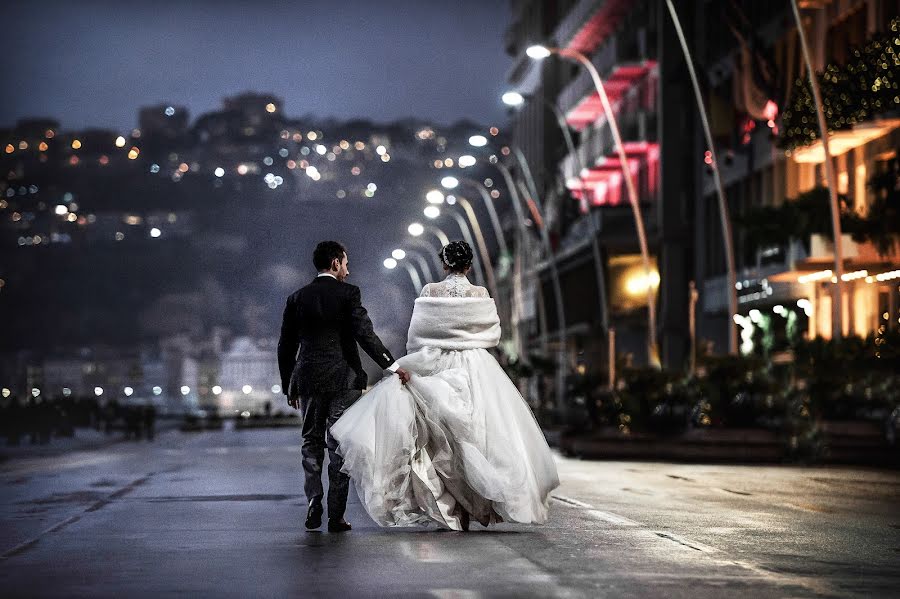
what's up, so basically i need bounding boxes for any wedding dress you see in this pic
[330,274,559,530]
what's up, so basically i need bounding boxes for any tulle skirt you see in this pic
[330,346,559,530]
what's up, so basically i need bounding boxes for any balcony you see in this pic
[554,0,634,57]
[558,60,657,132]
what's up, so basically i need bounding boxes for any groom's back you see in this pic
[294,277,353,357]
[286,277,360,395]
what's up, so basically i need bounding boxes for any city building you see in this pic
[503,0,899,386]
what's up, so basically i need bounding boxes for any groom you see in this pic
[278,241,410,532]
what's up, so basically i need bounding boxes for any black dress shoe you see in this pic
[305,501,323,530]
[327,518,352,533]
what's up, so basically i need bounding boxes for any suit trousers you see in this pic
[300,388,362,521]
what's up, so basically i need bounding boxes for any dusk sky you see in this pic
[2,0,513,131]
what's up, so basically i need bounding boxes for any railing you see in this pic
[554,0,606,50]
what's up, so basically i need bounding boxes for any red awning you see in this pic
[567,142,660,211]
[566,0,634,56]
[565,61,656,131]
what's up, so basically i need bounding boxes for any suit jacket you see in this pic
[277,275,395,398]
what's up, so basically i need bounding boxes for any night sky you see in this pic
[2,0,512,130]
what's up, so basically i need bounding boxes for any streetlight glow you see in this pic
[440,176,459,189]
[526,45,552,59]
[408,223,424,236]
[212,385,222,395]
[502,91,525,106]
[242,385,252,394]
[457,155,476,168]
[468,135,488,147]
[424,206,440,219]
[124,386,134,397]
[384,258,398,269]
[391,249,406,260]
[425,190,445,204]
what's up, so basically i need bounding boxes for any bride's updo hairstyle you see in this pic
[439,240,474,273]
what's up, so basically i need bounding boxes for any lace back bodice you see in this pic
[420,274,489,298]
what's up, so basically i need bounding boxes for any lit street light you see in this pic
[385,253,423,294]
[528,43,659,366]
[663,0,739,355]
[391,248,406,260]
[502,90,610,364]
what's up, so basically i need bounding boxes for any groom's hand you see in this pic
[395,368,411,385]
[287,396,300,410]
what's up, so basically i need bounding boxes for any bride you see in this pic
[330,241,559,530]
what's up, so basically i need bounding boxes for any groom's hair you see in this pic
[313,241,347,270]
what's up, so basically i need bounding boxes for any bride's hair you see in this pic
[439,240,474,273]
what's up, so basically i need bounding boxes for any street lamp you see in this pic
[663,0,739,355]
[391,248,406,260]
[528,43,659,366]
[424,205,441,219]
[501,91,525,106]
[425,189,445,204]
[409,221,450,246]
[443,174,510,263]
[446,195,498,299]
[790,0,845,339]
[386,254,423,293]
[469,135,488,147]
[503,90,610,345]
[404,249,435,282]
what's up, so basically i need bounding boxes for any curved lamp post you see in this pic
[442,175,510,259]
[384,256,422,294]
[663,0,738,355]
[503,90,610,340]
[452,196,498,299]
[790,0,845,339]
[405,237,444,275]
[409,221,450,247]
[528,44,659,366]
[403,249,435,283]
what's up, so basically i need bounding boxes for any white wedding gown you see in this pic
[330,274,559,530]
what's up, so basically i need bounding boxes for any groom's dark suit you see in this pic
[277,274,395,522]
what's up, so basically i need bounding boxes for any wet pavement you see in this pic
[1,427,898,598]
